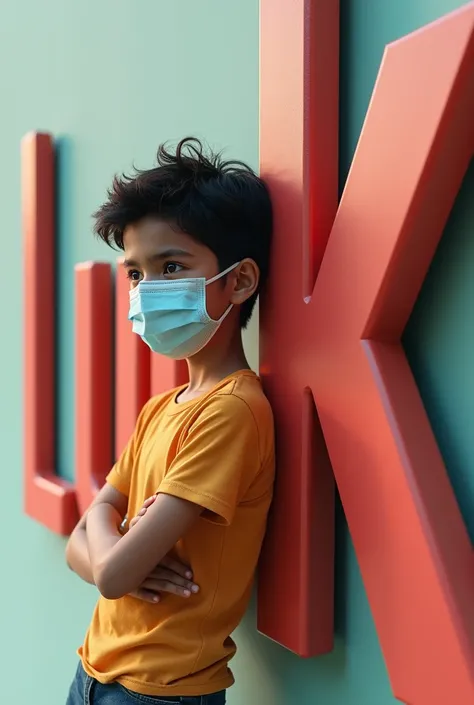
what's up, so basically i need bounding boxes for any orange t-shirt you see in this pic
[79,370,275,697]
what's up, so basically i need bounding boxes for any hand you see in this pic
[129,554,199,603]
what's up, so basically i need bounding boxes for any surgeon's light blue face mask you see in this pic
[128,262,240,359]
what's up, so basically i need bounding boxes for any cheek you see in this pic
[205,284,230,320]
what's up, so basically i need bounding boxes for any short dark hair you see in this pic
[93,137,273,328]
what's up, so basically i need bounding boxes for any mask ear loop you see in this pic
[205,261,241,286]
[215,302,234,324]
[204,261,241,323]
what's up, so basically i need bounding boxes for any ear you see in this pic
[229,258,260,305]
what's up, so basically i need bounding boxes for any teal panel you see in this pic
[338,0,468,187]
[404,164,474,541]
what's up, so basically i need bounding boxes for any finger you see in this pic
[130,589,161,604]
[142,495,157,509]
[147,568,199,593]
[142,577,197,598]
[130,507,148,528]
[130,496,158,529]
[160,555,193,580]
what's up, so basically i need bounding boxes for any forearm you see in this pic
[86,493,202,600]
[65,525,95,585]
[86,503,123,597]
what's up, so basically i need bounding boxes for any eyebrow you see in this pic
[123,249,194,268]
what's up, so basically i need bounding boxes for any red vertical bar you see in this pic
[23,132,78,535]
[257,0,339,655]
[75,262,113,515]
[115,258,151,457]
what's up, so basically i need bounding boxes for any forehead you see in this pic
[124,218,188,253]
[123,217,210,263]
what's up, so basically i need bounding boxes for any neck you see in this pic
[185,326,250,396]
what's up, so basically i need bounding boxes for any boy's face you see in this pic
[123,216,237,321]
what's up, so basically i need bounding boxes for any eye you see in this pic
[126,269,142,286]
[163,262,183,276]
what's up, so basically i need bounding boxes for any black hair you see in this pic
[93,137,273,328]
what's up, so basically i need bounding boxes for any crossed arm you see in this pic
[66,483,202,600]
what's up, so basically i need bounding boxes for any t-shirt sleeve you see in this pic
[158,394,262,525]
[106,397,156,497]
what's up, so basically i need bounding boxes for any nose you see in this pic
[141,273,165,283]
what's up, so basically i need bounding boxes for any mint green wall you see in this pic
[1,2,259,703]
[1,1,472,704]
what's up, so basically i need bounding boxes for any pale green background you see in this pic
[1,1,472,703]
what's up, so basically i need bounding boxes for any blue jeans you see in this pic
[66,662,226,705]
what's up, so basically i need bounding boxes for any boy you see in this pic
[65,138,275,704]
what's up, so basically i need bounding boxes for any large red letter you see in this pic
[23,138,186,533]
[260,2,474,703]
[258,0,340,656]
[23,133,78,535]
